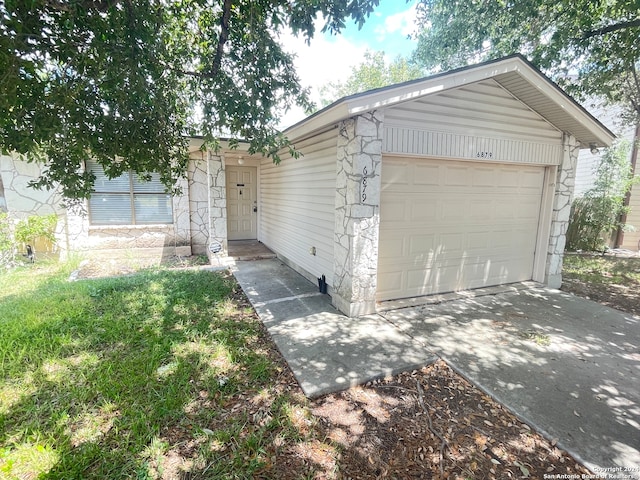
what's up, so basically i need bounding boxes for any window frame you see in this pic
[87,161,173,226]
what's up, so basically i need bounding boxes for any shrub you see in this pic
[0,212,13,265]
[0,213,58,267]
[14,213,58,246]
[566,140,635,251]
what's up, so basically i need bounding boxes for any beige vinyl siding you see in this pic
[622,181,640,251]
[575,103,631,198]
[384,79,563,165]
[574,149,600,197]
[260,128,337,284]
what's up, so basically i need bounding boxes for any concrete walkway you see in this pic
[231,258,640,476]
[231,259,436,397]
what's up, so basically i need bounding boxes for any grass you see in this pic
[563,253,640,286]
[0,260,317,479]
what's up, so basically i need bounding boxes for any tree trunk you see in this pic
[0,172,7,212]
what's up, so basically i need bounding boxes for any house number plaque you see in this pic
[361,166,367,203]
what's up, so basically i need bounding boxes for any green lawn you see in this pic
[0,261,316,479]
[562,253,640,285]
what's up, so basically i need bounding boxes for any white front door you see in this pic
[226,166,257,241]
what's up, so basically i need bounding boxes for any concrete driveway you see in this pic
[233,259,640,476]
[381,286,640,476]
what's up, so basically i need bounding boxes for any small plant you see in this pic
[0,213,58,267]
[566,140,636,251]
[14,213,58,247]
[0,212,14,265]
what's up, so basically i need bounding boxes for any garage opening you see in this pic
[377,156,545,302]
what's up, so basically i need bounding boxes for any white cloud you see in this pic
[374,2,418,41]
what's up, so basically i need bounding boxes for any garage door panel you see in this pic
[378,233,407,258]
[445,166,470,186]
[441,200,467,221]
[408,235,436,255]
[410,202,438,222]
[382,162,410,185]
[520,169,546,188]
[378,156,545,301]
[414,164,441,185]
[472,167,497,187]
[499,169,520,187]
[380,198,409,223]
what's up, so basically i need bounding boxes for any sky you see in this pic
[279,0,420,128]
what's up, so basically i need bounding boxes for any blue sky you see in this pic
[280,0,419,127]
[334,0,419,59]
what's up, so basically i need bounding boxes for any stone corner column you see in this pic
[172,174,192,256]
[546,133,579,289]
[332,111,383,317]
[64,202,90,258]
[207,152,228,262]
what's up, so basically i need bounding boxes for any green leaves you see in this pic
[566,140,637,251]
[412,0,640,123]
[0,0,380,202]
[319,50,423,106]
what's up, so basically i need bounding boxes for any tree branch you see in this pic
[44,0,114,13]
[582,19,640,39]
[211,0,232,79]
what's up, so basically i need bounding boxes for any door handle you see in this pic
[253,206,258,213]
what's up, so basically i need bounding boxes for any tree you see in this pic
[411,0,640,123]
[566,140,636,251]
[0,0,380,202]
[319,50,423,106]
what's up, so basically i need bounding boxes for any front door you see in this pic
[226,166,257,240]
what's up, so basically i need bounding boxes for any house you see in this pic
[0,54,614,316]
[573,102,639,250]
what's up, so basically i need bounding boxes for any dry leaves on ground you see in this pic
[72,258,593,479]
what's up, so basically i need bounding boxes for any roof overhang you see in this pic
[285,54,615,149]
[187,136,260,161]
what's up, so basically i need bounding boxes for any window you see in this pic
[88,160,173,225]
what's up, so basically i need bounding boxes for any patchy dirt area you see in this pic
[71,256,612,479]
[70,255,210,279]
[561,253,640,317]
[305,361,589,479]
[562,275,640,316]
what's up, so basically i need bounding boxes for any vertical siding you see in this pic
[260,128,337,284]
[383,79,563,165]
[574,149,600,197]
[623,181,640,251]
[573,102,638,249]
[575,103,634,198]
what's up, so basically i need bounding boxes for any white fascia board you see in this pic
[284,103,351,143]
[512,61,616,148]
[283,62,520,143]
[187,137,255,155]
[284,56,614,149]
[344,57,526,114]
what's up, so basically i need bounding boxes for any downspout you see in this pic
[615,122,640,248]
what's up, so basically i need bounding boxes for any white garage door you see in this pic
[377,157,545,302]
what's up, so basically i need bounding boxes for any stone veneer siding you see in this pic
[333,111,383,317]
[206,152,227,261]
[65,168,191,258]
[0,154,67,254]
[188,157,210,254]
[546,133,580,288]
